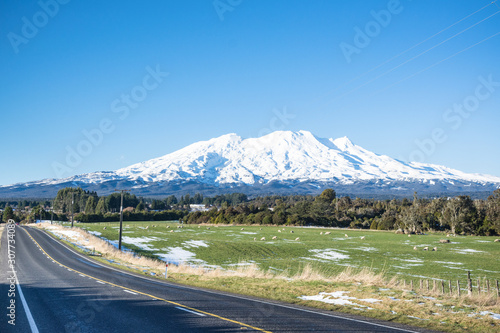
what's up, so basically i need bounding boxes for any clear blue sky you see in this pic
[1,0,499,185]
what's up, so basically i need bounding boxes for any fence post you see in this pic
[487,279,490,294]
[441,280,445,294]
[426,280,429,291]
[467,271,472,296]
[477,278,481,295]
[449,280,452,296]
[411,280,414,291]
[420,280,423,290]
[457,280,461,297]
[433,279,436,292]
[496,280,499,298]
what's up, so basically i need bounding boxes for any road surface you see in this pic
[0,224,438,332]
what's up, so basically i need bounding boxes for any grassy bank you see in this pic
[33,222,500,333]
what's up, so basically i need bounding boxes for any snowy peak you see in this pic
[109,130,500,187]
[2,130,499,198]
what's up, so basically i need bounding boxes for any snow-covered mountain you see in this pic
[2,130,500,198]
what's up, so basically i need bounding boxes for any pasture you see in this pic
[75,221,500,284]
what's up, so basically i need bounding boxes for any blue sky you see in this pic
[1,0,499,185]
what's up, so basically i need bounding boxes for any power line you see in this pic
[372,30,500,96]
[327,9,500,103]
[341,1,494,89]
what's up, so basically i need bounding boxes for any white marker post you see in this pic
[165,263,168,279]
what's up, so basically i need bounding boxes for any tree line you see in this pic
[184,189,500,236]
[2,187,500,235]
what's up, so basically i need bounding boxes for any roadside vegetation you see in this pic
[32,222,500,333]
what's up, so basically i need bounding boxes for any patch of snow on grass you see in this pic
[480,311,500,320]
[298,291,357,306]
[309,249,349,260]
[121,236,159,251]
[455,249,484,254]
[155,247,205,265]
[183,240,209,248]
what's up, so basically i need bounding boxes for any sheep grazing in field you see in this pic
[170,230,174,233]
[241,228,244,230]
[278,230,282,233]
[439,239,450,243]
[494,239,500,242]
[103,227,107,230]
[446,234,450,237]
[360,236,365,240]
[253,237,256,241]
[290,230,294,233]
[423,247,429,251]
[166,225,170,228]
[207,227,210,230]
[261,237,266,241]
[413,246,417,250]
[295,237,300,241]
[408,234,411,237]
[320,231,323,235]
[432,247,437,251]
[272,236,277,240]
[344,234,348,238]
[145,226,149,230]
[325,231,331,235]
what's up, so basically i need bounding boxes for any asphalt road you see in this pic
[0,224,439,333]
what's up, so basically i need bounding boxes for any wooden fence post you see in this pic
[467,271,472,296]
[477,278,481,295]
[426,280,429,291]
[487,280,490,294]
[496,280,499,298]
[457,280,461,297]
[411,280,414,291]
[449,280,452,296]
[441,280,445,294]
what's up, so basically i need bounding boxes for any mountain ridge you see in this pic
[1,130,499,198]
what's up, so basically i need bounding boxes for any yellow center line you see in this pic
[23,228,272,333]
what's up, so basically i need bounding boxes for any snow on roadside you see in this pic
[298,291,380,309]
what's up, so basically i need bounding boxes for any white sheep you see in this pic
[145,226,149,230]
[295,237,300,241]
[344,234,348,238]
[272,236,277,240]
[278,230,282,233]
[170,230,174,233]
[166,225,170,228]
[261,237,266,241]
[413,246,417,250]
[494,239,500,242]
[423,246,428,251]
[103,227,107,230]
[408,234,411,237]
[432,247,437,251]
[324,232,331,235]
[241,228,244,230]
[290,230,294,233]
[360,236,365,240]
[320,231,323,235]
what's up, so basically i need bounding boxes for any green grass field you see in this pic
[74,221,500,284]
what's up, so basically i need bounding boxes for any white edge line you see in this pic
[175,306,206,317]
[96,281,105,284]
[124,290,137,295]
[13,271,40,333]
[28,227,421,333]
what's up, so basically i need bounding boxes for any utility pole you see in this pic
[71,192,75,227]
[114,189,130,250]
